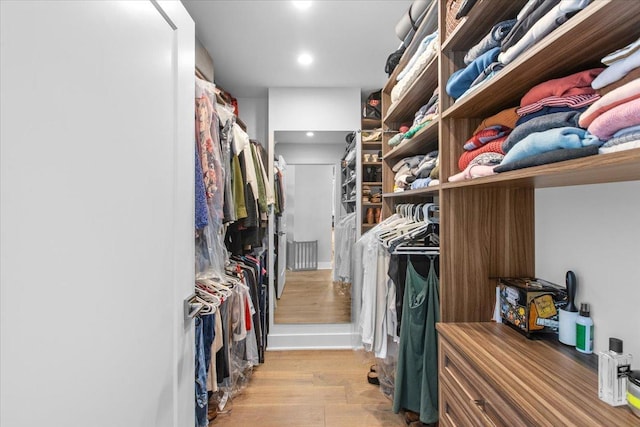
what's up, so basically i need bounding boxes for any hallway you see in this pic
[275,269,351,324]
[210,350,405,427]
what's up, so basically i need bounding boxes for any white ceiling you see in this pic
[181,0,412,98]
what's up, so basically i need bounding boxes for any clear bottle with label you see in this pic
[598,337,633,406]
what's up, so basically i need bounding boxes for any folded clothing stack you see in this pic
[392,151,439,191]
[446,0,592,102]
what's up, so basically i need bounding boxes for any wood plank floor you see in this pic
[210,350,405,427]
[275,269,351,324]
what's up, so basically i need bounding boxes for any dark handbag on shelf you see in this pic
[385,45,406,77]
[363,89,382,119]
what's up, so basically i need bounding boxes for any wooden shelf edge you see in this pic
[383,119,439,160]
[383,56,439,125]
[441,149,640,190]
[383,186,440,198]
[362,118,382,129]
[363,182,382,185]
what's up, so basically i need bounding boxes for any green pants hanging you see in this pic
[392,256,440,424]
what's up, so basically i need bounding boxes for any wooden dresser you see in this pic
[437,323,638,426]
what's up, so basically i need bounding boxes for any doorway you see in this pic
[274,163,351,324]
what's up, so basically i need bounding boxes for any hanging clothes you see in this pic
[392,257,440,425]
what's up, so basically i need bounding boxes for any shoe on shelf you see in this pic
[366,208,374,224]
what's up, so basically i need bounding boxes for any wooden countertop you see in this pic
[437,322,638,426]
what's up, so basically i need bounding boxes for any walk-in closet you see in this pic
[2,1,639,426]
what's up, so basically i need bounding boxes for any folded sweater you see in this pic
[520,68,602,106]
[592,49,640,89]
[473,107,520,134]
[500,127,601,165]
[446,47,500,100]
[579,79,640,128]
[495,145,599,173]
[498,0,590,66]
[503,111,581,153]
[458,138,507,171]
[587,98,640,141]
[464,19,516,65]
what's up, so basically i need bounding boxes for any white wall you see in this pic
[1,2,195,426]
[275,143,345,164]
[291,164,335,268]
[237,96,268,146]
[535,181,640,360]
[269,87,361,131]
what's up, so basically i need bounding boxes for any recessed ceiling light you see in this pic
[297,53,313,66]
[292,1,312,10]
[306,132,314,137]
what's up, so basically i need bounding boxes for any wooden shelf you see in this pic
[384,119,439,161]
[362,161,382,166]
[383,186,440,198]
[441,149,640,190]
[438,323,639,426]
[362,202,383,207]
[384,56,438,127]
[441,0,527,53]
[362,181,382,186]
[362,141,382,148]
[442,0,640,119]
[362,118,382,130]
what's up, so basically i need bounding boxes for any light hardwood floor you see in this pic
[210,350,405,427]
[275,269,351,324]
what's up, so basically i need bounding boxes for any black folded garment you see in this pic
[455,0,479,19]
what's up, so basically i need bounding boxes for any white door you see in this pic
[1,2,195,426]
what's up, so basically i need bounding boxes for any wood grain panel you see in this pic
[441,148,640,190]
[439,380,479,427]
[440,187,534,323]
[437,323,639,425]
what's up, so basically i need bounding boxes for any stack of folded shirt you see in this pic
[515,68,603,124]
[446,0,593,102]
[449,107,519,181]
[494,68,607,172]
[390,31,438,105]
[392,151,439,191]
[498,0,591,66]
[388,91,439,148]
[584,38,640,154]
[445,18,517,100]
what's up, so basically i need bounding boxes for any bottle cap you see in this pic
[579,303,590,317]
[609,337,623,353]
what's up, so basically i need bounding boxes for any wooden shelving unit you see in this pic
[378,0,640,424]
[361,121,383,234]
